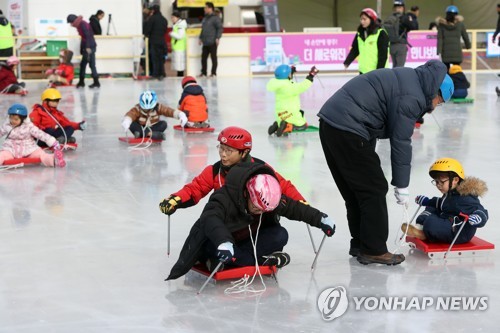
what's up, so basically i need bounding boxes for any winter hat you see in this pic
[182,76,197,88]
[361,8,378,22]
[66,14,77,23]
[172,10,181,18]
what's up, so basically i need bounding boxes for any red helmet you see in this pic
[218,126,252,151]
[246,174,281,212]
[361,8,378,22]
[182,76,197,88]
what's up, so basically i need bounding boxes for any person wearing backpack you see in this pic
[436,5,471,70]
[384,0,418,67]
[344,8,389,74]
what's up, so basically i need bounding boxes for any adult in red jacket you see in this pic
[30,88,86,144]
[159,126,306,215]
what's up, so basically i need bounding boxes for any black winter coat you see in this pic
[89,15,102,35]
[166,163,325,280]
[318,60,447,188]
[436,15,471,64]
[144,12,168,45]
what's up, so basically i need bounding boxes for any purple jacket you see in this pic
[71,16,96,50]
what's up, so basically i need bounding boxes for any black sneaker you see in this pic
[76,81,85,88]
[151,131,165,140]
[133,131,141,138]
[268,121,278,135]
[263,251,290,268]
[356,252,405,266]
[67,137,76,144]
[349,247,360,257]
[276,121,289,137]
[56,136,66,144]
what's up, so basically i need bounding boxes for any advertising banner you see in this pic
[250,31,439,73]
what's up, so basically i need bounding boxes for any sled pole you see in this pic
[306,225,317,254]
[197,261,223,295]
[311,234,327,271]
[445,214,469,259]
[167,215,171,257]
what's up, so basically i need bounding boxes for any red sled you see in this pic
[174,125,215,133]
[406,236,495,259]
[2,157,41,168]
[44,143,78,151]
[118,137,163,144]
[191,263,277,281]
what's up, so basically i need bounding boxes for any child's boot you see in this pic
[151,131,165,140]
[53,149,66,168]
[276,121,293,137]
[401,223,426,240]
[268,121,278,135]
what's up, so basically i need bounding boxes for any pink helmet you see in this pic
[7,56,19,66]
[361,8,378,22]
[246,174,281,212]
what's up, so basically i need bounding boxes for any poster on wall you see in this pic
[7,0,23,34]
[34,18,69,42]
[249,31,439,73]
[486,32,500,57]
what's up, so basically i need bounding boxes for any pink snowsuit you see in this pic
[0,119,60,167]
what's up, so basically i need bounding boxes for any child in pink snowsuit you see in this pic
[0,104,66,167]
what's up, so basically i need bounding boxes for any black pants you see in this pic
[319,121,389,255]
[150,43,166,78]
[38,127,75,146]
[204,225,289,267]
[79,48,98,81]
[201,44,218,75]
[0,47,13,57]
[129,121,167,137]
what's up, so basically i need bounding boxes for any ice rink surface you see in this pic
[0,72,499,332]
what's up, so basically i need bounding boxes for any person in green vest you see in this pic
[267,65,319,137]
[0,10,14,57]
[344,8,389,75]
[169,10,187,77]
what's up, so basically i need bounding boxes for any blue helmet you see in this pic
[8,104,28,117]
[139,90,158,109]
[274,65,291,80]
[446,5,458,14]
[439,74,454,103]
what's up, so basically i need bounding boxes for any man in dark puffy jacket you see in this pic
[198,2,222,77]
[143,5,168,80]
[317,60,454,266]
[166,163,335,280]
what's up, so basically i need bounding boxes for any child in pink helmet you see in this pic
[166,163,335,280]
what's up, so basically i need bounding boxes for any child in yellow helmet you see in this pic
[402,157,488,244]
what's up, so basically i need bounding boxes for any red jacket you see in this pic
[0,65,19,91]
[30,103,80,130]
[56,63,74,84]
[171,156,305,208]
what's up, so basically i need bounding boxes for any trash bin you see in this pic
[46,40,68,56]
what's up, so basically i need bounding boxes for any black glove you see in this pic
[159,195,181,215]
[216,242,234,263]
[306,66,319,81]
[290,65,297,75]
[320,214,336,237]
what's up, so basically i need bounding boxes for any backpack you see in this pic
[383,13,403,43]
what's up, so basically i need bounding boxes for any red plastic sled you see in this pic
[174,125,215,133]
[118,137,163,144]
[2,157,41,166]
[406,236,495,259]
[191,263,277,281]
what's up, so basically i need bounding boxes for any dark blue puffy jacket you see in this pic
[318,60,447,188]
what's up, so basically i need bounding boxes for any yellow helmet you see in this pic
[41,88,62,101]
[429,157,464,179]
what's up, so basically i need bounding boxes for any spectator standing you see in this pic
[144,5,168,80]
[0,9,14,57]
[493,4,500,46]
[170,11,187,77]
[198,2,222,78]
[344,8,389,74]
[67,14,100,88]
[436,5,471,70]
[384,0,418,68]
[89,10,105,36]
[408,6,420,30]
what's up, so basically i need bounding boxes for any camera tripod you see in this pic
[106,14,117,35]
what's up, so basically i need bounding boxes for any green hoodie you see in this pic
[267,77,312,126]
